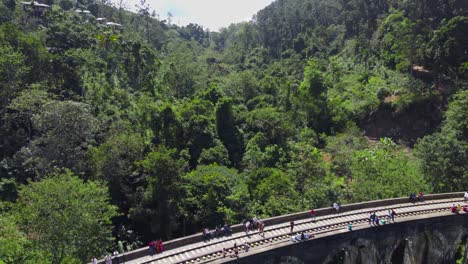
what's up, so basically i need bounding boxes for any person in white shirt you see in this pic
[91,257,98,264]
[243,242,250,252]
[105,254,112,264]
[112,250,119,264]
[464,192,468,202]
[333,202,340,213]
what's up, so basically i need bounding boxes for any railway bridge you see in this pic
[107,192,468,264]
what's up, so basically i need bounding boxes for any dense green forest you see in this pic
[0,0,467,262]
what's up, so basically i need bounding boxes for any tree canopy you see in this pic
[0,0,466,260]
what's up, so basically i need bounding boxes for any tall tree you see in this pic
[132,148,186,240]
[215,98,244,167]
[15,101,98,180]
[14,171,118,264]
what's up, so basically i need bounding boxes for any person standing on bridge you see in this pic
[105,254,112,264]
[156,239,164,253]
[290,221,295,233]
[417,191,424,201]
[391,209,397,223]
[259,220,265,237]
[333,202,340,213]
[244,220,251,236]
[91,257,98,264]
[310,208,316,221]
[464,192,468,202]
[223,223,232,236]
[148,240,156,256]
[243,242,250,252]
[372,212,379,226]
[233,243,239,258]
[112,250,119,264]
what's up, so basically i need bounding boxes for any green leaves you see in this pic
[351,139,430,201]
[0,0,466,257]
[0,45,30,110]
[248,168,300,216]
[13,172,118,264]
[414,89,468,192]
[182,164,241,225]
[133,147,186,239]
[0,215,50,264]
[15,101,98,179]
[428,16,468,70]
[443,90,468,140]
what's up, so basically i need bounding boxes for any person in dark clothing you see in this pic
[223,223,231,236]
[391,209,397,222]
[373,212,379,226]
[148,240,156,256]
[290,221,294,233]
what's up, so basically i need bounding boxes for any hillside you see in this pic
[0,0,467,262]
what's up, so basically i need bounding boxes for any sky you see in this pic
[126,0,275,31]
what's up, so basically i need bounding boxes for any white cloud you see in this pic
[128,0,274,31]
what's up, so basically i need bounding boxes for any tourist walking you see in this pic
[259,221,265,237]
[391,209,397,222]
[243,242,250,252]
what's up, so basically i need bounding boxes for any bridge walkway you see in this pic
[125,196,464,264]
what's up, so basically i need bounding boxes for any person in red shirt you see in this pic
[310,209,316,221]
[156,239,164,253]
[451,204,458,214]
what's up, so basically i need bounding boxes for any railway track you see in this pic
[126,197,465,264]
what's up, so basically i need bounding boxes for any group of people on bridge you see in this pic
[148,239,164,256]
[222,242,251,259]
[202,223,232,241]
[409,191,424,202]
[445,192,468,214]
[243,217,265,236]
[138,193,468,262]
[91,250,119,264]
[451,203,468,214]
[368,209,397,226]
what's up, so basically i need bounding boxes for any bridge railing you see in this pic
[107,192,463,263]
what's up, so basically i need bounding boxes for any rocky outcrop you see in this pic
[324,224,467,264]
